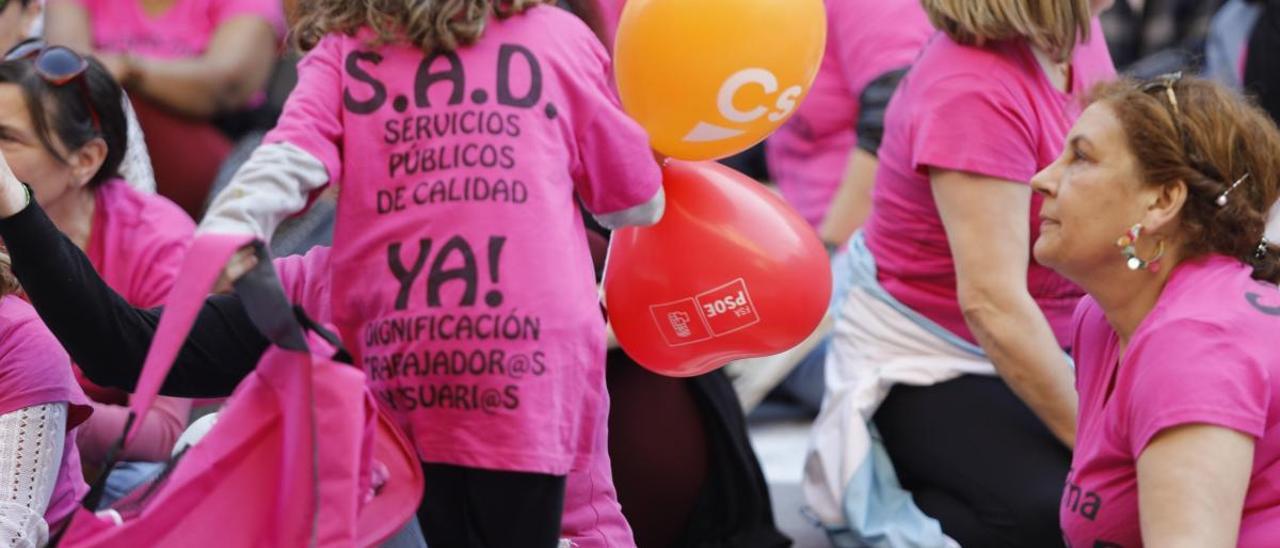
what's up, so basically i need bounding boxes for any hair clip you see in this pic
[1217,173,1250,207]
[1257,238,1270,260]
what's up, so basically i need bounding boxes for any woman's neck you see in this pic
[1079,256,1181,352]
[45,187,97,251]
[137,0,179,18]
[1031,45,1072,93]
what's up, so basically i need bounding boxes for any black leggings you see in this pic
[873,375,1070,548]
[417,463,566,548]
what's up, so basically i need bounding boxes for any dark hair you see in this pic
[1088,76,1280,283]
[0,56,127,188]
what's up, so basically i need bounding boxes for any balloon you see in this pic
[604,161,831,377]
[613,0,826,161]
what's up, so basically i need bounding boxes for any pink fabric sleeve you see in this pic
[263,35,346,184]
[0,310,76,417]
[273,246,333,321]
[1125,319,1270,457]
[563,30,662,216]
[910,73,1038,183]
[76,396,192,463]
[209,0,287,38]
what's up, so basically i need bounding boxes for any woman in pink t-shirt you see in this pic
[0,257,91,546]
[1034,76,1280,547]
[198,2,663,546]
[766,0,932,241]
[805,0,1117,545]
[43,0,285,218]
[0,49,195,478]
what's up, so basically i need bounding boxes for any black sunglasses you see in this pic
[4,39,101,131]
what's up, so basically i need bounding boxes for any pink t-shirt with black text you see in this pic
[1064,255,1280,547]
[265,6,661,478]
[765,0,933,227]
[861,23,1116,346]
[63,0,285,59]
[274,246,634,548]
[0,296,92,527]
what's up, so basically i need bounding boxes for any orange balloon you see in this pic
[604,161,831,377]
[614,0,827,161]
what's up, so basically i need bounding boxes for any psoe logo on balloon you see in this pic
[648,279,761,347]
[683,68,803,144]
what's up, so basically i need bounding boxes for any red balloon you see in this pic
[605,160,831,377]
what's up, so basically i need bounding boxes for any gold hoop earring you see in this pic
[1117,224,1165,272]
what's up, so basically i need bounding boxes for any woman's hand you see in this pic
[212,246,259,294]
[0,151,28,219]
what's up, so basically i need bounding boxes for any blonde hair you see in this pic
[0,250,20,298]
[921,0,1092,62]
[293,0,552,54]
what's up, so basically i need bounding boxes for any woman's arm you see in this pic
[1137,424,1253,547]
[103,16,278,119]
[0,403,67,548]
[817,148,877,247]
[0,191,267,397]
[932,169,1078,446]
[77,396,192,464]
[42,0,93,53]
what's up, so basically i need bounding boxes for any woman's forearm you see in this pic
[961,289,1078,447]
[77,396,192,463]
[818,147,878,246]
[43,1,93,53]
[121,16,277,119]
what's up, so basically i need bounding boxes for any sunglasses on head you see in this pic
[3,38,101,131]
[1139,71,1222,182]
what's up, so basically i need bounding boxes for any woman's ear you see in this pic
[1143,178,1188,235]
[67,137,107,188]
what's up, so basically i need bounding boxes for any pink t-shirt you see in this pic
[861,24,1116,346]
[264,6,661,477]
[64,0,285,59]
[87,179,194,310]
[0,296,92,527]
[274,246,634,548]
[1064,255,1280,547]
[764,0,932,227]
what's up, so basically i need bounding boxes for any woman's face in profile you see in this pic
[0,83,87,207]
[1031,101,1149,279]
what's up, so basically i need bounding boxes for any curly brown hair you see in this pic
[292,0,552,54]
[1088,76,1280,283]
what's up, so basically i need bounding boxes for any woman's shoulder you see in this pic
[1151,255,1280,329]
[0,295,46,340]
[912,34,1029,85]
[0,296,70,385]
[1131,257,1280,371]
[97,179,196,237]
[0,296,90,417]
